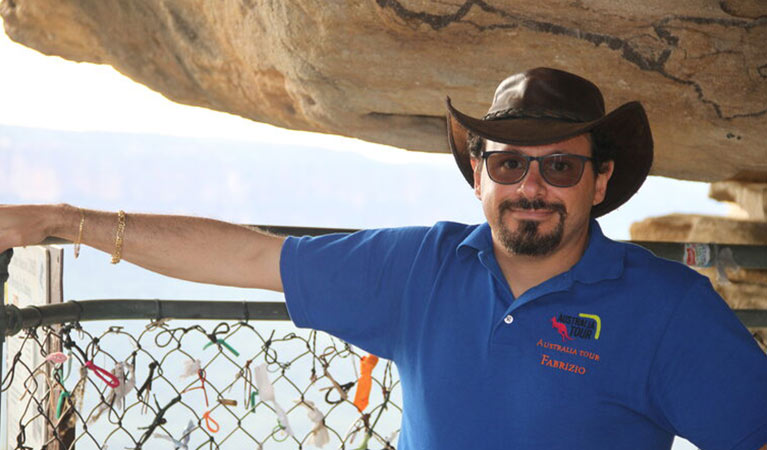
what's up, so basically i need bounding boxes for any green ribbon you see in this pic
[56,391,71,419]
[202,339,240,357]
[249,390,259,411]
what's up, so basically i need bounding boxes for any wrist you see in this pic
[46,203,81,240]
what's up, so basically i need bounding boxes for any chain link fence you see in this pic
[2,237,767,450]
[1,308,401,450]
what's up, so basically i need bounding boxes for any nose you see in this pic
[516,160,548,198]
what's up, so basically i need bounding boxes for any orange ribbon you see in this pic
[353,354,379,412]
[182,369,210,407]
[202,410,219,433]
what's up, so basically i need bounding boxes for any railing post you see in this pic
[0,248,13,439]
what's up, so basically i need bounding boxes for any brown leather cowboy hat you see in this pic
[447,67,653,217]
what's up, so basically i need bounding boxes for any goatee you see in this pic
[496,198,567,256]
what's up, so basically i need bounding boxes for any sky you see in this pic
[0,20,724,450]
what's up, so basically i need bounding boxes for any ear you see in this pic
[470,158,482,199]
[592,161,615,205]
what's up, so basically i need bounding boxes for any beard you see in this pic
[496,198,568,256]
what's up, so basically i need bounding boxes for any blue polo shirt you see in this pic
[280,220,767,450]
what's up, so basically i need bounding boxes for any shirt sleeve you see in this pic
[648,278,767,450]
[279,227,428,360]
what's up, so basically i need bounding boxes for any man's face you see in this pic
[470,134,613,257]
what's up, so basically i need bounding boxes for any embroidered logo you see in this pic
[550,317,573,341]
[550,313,602,340]
[536,339,601,376]
[539,353,587,375]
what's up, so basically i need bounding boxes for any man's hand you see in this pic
[0,204,58,251]
[0,204,286,291]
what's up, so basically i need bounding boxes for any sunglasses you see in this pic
[482,151,595,187]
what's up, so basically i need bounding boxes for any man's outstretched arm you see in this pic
[0,204,285,291]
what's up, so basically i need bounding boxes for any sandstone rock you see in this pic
[708,278,767,310]
[630,214,767,245]
[692,266,767,307]
[719,267,767,285]
[709,181,767,221]
[1,0,766,182]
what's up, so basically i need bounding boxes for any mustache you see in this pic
[500,198,567,215]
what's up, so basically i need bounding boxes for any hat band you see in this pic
[483,107,593,123]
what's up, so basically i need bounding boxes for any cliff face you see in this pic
[1,0,766,182]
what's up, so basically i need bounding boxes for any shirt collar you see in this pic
[570,219,625,284]
[456,219,625,284]
[457,222,493,258]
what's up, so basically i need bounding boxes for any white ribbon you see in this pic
[154,419,194,449]
[90,361,135,423]
[181,359,202,379]
[253,364,294,437]
[297,400,330,447]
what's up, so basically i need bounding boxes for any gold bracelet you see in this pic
[74,208,85,259]
[110,210,126,264]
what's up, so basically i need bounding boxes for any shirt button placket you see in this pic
[504,314,514,324]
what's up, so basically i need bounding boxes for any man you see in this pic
[1,68,765,449]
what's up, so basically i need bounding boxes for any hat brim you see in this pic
[447,97,653,217]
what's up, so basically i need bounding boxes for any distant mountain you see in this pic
[0,124,484,229]
[0,124,487,300]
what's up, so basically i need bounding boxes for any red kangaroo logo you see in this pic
[551,317,574,341]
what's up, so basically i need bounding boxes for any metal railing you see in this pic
[0,299,401,450]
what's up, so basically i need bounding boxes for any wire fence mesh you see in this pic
[3,238,767,450]
[2,316,401,450]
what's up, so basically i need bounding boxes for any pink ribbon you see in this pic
[85,360,120,388]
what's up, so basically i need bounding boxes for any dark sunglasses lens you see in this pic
[541,155,585,187]
[486,153,528,184]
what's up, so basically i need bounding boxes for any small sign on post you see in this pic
[4,246,66,450]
